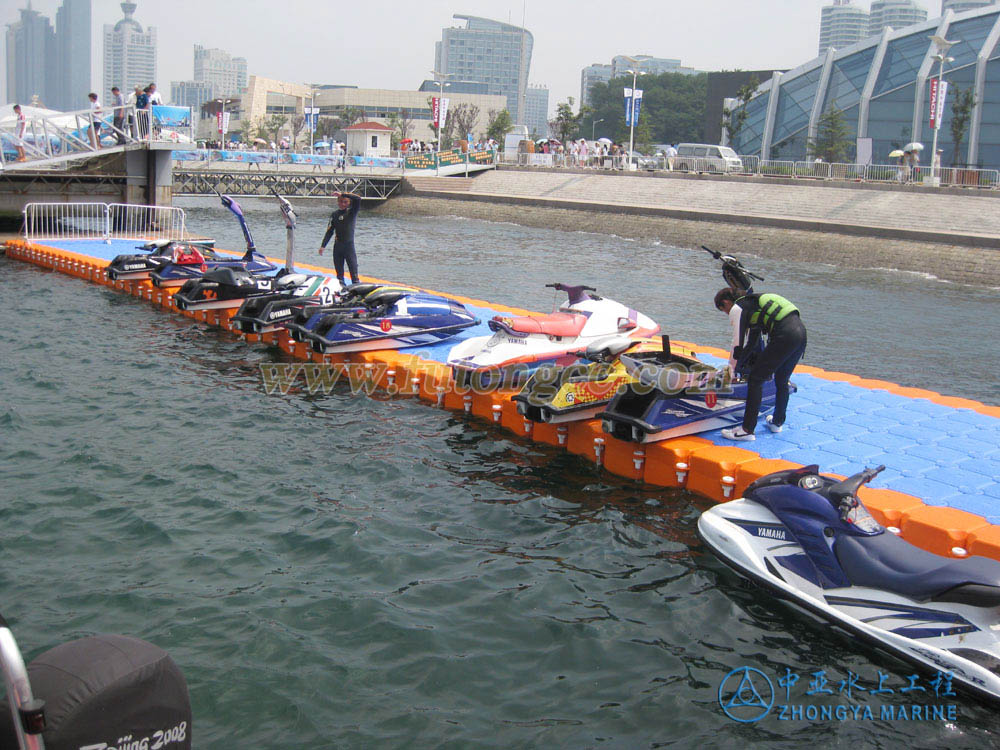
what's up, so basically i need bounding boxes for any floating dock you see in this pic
[5,236,1000,563]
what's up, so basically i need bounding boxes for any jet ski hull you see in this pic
[298,320,477,354]
[698,501,1000,704]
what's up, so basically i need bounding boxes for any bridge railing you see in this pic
[22,202,186,244]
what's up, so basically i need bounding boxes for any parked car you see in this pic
[674,143,743,173]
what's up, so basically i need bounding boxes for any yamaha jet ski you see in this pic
[447,283,659,390]
[698,464,1000,704]
[230,273,345,333]
[286,284,478,354]
[598,336,789,443]
[151,193,276,289]
[106,239,216,282]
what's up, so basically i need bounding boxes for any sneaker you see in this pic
[765,416,783,433]
[721,426,755,441]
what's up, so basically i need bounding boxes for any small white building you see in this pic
[343,121,392,157]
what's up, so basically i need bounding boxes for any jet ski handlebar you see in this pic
[545,283,597,304]
[829,464,885,502]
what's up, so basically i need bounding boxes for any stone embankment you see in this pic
[374,169,1000,287]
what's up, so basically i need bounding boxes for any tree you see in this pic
[722,75,760,146]
[486,108,513,145]
[808,105,853,163]
[950,86,976,167]
[442,102,480,146]
[549,97,582,144]
[289,115,305,149]
[386,108,415,150]
[587,73,708,146]
[257,114,288,145]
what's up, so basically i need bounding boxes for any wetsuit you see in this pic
[733,293,807,433]
[320,194,361,284]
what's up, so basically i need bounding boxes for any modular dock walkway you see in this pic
[5,237,999,562]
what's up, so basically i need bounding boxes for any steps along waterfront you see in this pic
[5,234,999,565]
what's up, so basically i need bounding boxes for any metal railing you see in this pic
[495,147,1000,188]
[1,105,194,170]
[22,202,186,243]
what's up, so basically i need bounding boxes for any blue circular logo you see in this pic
[718,666,774,723]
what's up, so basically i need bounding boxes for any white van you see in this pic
[674,143,743,173]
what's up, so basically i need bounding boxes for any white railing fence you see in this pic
[23,202,187,244]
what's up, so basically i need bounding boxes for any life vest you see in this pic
[740,293,798,334]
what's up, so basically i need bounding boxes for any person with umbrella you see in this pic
[318,191,363,286]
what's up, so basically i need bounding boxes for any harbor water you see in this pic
[1,196,998,747]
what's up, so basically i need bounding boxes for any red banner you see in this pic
[432,97,440,128]
[929,78,939,130]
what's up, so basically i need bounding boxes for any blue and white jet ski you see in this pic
[151,193,275,289]
[698,464,1000,704]
[286,285,479,354]
[230,274,345,333]
[598,339,787,443]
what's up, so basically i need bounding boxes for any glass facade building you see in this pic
[435,14,532,126]
[731,5,1000,168]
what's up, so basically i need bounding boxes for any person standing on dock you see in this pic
[318,191,362,286]
[111,87,126,145]
[87,93,103,148]
[714,288,807,441]
[13,104,26,161]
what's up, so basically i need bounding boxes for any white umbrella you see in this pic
[597,137,612,144]
[904,142,924,152]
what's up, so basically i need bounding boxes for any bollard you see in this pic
[492,404,502,423]
[557,426,568,446]
[593,437,605,466]
[387,369,396,388]
[463,395,473,413]
[436,386,446,407]
[632,449,645,472]
[721,475,736,499]
[952,546,969,557]
[887,526,902,535]
[675,461,689,485]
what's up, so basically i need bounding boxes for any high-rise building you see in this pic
[5,5,56,106]
[103,2,157,100]
[52,0,91,111]
[434,14,533,125]
[818,0,869,55]
[524,85,549,138]
[942,0,997,12]
[869,0,927,36]
[170,80,213,111]
[580,64,612,107]
[193,45,248,99]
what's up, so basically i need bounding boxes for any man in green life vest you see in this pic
[714,288,808,441]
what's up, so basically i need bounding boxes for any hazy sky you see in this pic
[2,0,951,111]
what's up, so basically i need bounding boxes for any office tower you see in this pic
[103,2,157,99]
[580,64,612,108]
[434,14,532,125]
[610,55,688,78]
[869,0,927,36]
[5,5,56,106]
[193,45,248,98]
[53,0,91,111]
[818,0,870,55]
[170,80,213,110]
[524,85,549,138]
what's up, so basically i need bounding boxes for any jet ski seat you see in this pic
[835,532,1000,605]
[490,313,588,338]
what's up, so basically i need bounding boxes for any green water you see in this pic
[1,202,998,747]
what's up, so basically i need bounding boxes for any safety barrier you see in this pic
[22,202,186,243]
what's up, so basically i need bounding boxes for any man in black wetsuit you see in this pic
[714,287,807,441]
[318,191,361,285]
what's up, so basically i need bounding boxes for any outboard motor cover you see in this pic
[0,634,191,750]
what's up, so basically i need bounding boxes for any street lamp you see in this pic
[592,118,604,141]
[625,67,647,170]
[215,98,233,146]
[929,35,958,180]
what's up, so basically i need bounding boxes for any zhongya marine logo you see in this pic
[718,666,775,723]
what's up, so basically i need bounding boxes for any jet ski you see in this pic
[151,193,276,289]
[597,337,788,443]
[0,610,192,750]
[286,284,478,354]
[698,464,1000,705]
[172,267,334,312]
[230,273,345,333]
[512,335,682,424]
[106,239,216,282]
[447,283,659,390]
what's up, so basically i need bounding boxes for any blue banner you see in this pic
[623,87,632,126]
[152,105,191,128]
[632,90,643,127]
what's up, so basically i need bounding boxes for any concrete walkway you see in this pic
[408,169,1000,248]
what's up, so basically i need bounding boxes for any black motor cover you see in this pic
[0,634,191,750]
